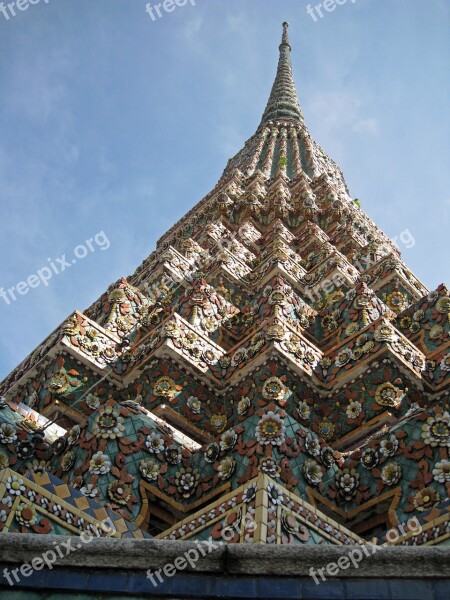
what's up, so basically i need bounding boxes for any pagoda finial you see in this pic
[281,21,291,49]
[260,22,303,125]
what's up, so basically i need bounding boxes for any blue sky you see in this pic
[0,0,449,379]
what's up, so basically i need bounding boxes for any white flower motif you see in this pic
[336,469,359,501]
[381,462,402,486]
[165,446,182,465]
[297,401,311,420]
[439,354,450,372]
[26,459,50,474]
[217,457,236,480]
[6,476,25,496]
[2,496,12,509]
[140,457,160,482]
[305,433,321,457]
[379,435,399,457]
[187,396,201,414]
[422,412,450,447]
[346,401,362,419]
[0,423,17,445]
[267,483,283,506]
[89,451,111,475]
[231,348,247,366]
[303,459,323,486]
[242,483,257,504]
[360,448,379,469]
[39,497,49,509]
[433,460,450,483]
[255,412,285,446]
[220,429,237,451]
[86,394,101,410]
[93,405,125,440]
[335,349,352,367]
[146,432,165,454]
[80,484,99,498]
[237,396,251,416]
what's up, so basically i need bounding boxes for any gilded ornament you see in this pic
[262,377,286,401]
[153,376,176,397]
[374,382,402,408]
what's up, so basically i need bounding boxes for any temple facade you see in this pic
[1,21,450,600]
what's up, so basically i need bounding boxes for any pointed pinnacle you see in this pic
[281,21,291,49]
[260,23,304,125]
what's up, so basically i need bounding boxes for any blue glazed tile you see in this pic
[0,564,46,590]
[214,576,257,598]
[171,574,212,597]
[435,580,450,600]
[87,572,128,592]
[127,573,153,594]
[389,580,435,600]
[45,569,89,591]
[255,578,301,599]
[80,508,96,518]
[302,579,346,599]
[128,571,172,595]
[345,579,390,599]
[17,568,49,589]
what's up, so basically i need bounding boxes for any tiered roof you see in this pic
[1,23,449,548]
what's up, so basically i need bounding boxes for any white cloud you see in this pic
[307,90,380,138]
[353,117,380,136]
[182,14,204,41]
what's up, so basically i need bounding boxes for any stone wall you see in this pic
[1,533,450,599]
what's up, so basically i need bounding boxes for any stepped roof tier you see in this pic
[1,23,450,553]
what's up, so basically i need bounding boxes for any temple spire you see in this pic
[260,22,304,125]
[281,20,291,49]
